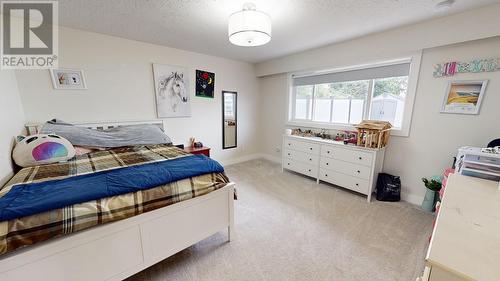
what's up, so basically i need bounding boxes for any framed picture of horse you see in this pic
[195,70,215,98]
[153,63,191,118]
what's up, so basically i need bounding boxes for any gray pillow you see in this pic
[41,119,171,148]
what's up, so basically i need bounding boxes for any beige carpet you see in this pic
[126,159,433,281]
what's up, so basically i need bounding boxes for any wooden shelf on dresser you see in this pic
[282,135,385,202]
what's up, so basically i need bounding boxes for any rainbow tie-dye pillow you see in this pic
[13,134,76,167]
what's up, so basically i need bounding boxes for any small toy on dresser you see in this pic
[188,137,204,148]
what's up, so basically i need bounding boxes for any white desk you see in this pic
[423,174,500,281]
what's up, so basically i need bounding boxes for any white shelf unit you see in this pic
[456,147,500,189]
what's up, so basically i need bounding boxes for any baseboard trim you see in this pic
[220,153,282,166]
[219,154,264,166]
[401,193,424,206]
[259,154,281,164]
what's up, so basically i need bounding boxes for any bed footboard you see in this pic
[0,183,235,281]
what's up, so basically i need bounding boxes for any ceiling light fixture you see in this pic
[228,3,271,47]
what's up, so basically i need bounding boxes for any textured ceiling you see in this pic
[57,0,500,63]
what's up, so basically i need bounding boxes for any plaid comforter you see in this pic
[0,145,229,256]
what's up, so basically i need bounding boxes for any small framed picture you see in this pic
[50,69,87,90]
[441,80,488,115]
[195,70,215,98]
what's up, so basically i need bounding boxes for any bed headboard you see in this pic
[25,120,165,135]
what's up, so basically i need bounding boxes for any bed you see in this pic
[0,120,235,281]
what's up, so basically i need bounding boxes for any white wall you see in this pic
[258,37,500,204]
[0,70,25,185]
[386,37,500,204]
[256,3,500,77]
[14,27,261,165]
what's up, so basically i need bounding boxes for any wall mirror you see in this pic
[222,91,237,149]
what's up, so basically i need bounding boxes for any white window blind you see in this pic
[292,63,410,86]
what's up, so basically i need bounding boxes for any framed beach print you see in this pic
[441,80,488,115]
[50,69,87,90]
[153,64,191,118]
[195,70,215,98]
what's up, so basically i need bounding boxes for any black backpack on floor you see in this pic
[375,173,401,202]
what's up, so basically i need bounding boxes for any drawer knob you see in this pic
[327,151,330,154]
[287,153,290,156]
[309,158,312,161]
[326,162,329,165]
[308,169,311,172]
[325,174,328,177]
[287,163,290,166]
[358,157,362,160]
[355,183,359,186]
[310,147,313,150]
[288,143,291,146]
[357,170,360,173]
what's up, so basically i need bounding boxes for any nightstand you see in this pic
[184,146,210,157]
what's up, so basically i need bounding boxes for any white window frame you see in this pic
[286,52,422,137]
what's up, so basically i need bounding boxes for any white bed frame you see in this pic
[1,120,235,281]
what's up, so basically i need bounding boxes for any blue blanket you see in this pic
[0,155,224,221]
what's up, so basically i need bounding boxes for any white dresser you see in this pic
[282,135,385,202]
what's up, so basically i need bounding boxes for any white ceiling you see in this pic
[57,0,500,63]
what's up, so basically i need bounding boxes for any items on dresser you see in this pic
[481,146,500,154]
[455,146,500,189]
[355,120,391,149]
[289,128,358,144]
[282,135,385,202]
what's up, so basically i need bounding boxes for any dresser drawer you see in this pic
[284,149,318,165]
[319,169,369,195]
[321,145,373,166]
[283,138,320,155]
[283,159,318,178]
[320,158,371,180]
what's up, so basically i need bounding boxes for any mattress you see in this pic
[0,145,229,256]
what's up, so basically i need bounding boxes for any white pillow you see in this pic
[13,134,76,167]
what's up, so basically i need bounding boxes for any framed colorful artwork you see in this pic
[441,80,488,115]
[195,70,215,98]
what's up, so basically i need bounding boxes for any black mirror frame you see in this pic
[222,90,237,149]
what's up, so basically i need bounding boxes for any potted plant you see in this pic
[421,176,442,212]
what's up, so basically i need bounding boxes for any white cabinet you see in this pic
[282,135,385,202]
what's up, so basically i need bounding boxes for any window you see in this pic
[290,62,411,130]
[370,76,408,128]
[224,94,235,119]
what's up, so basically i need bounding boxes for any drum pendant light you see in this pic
[228,3,271,47]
